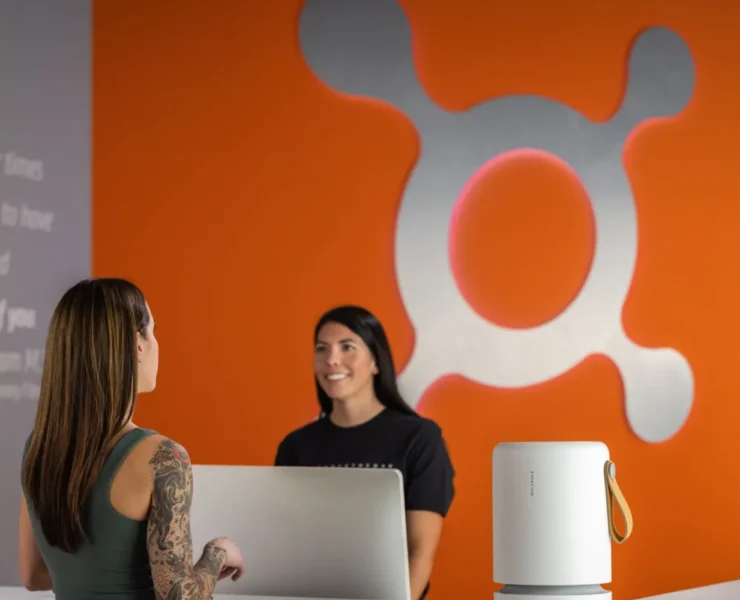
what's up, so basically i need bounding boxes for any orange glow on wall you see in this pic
[94,0,740,597]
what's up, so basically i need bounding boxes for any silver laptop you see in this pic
[190,465,411,600]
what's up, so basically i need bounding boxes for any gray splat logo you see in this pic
[299,0,696,443]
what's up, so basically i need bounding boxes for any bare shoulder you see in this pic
[145,435,192,475]
[111,434,189,520]
[120,434,192,482]
[147,435,190,462]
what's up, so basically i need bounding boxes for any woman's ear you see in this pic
[136,331,143,363]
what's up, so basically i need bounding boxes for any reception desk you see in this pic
[2,580,739,599]
[638,580,740,599]
[4,466,407,600]
[0,590,366,600]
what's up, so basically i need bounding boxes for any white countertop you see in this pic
[0,588,368,600]
[5,581,738,600]
[637,579,740,599]
[0,590,52,600]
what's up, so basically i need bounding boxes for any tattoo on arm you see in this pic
[147,440,226,600]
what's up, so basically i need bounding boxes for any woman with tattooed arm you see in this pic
[18,278,245,599]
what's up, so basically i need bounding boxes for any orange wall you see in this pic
[93,1,740,598]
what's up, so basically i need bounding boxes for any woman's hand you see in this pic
[209,537,245,581]
[218,567,238,581]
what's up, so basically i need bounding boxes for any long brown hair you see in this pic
[22,278,150,553]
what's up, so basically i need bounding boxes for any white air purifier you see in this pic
[493,441,633,600]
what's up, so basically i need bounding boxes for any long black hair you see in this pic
[314,305,417,418]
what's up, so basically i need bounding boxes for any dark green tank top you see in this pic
[23,428,157,600]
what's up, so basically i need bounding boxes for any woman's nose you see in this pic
[327,347,341,365]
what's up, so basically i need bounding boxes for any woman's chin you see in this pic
[137,381,157,395]
[321,380,351,400]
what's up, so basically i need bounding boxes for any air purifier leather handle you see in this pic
[604,460,633,544]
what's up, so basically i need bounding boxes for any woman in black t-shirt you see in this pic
[275,305,455,600]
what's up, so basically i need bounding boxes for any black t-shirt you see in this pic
[274,408,455,517]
